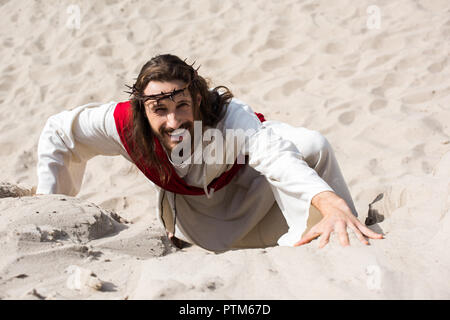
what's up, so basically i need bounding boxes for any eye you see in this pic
[177,103,189,108]
[154,107,167,114]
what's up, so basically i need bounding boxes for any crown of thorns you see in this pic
[125,60,200,104]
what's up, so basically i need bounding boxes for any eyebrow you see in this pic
[151,99,191,109]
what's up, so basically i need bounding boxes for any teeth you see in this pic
[169,128,187,136]
[169,128,188,142]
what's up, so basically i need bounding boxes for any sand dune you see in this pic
[0,0,449,299]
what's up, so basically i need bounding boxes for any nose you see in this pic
[166,111,181,130]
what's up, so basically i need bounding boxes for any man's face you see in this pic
[143,80,199,152]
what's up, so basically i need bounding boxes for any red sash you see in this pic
[113,101,265,195]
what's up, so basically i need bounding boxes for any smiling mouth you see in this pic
[167,128,189,142]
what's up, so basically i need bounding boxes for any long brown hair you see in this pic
[126,54,233,184]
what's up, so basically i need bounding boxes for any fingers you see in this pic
[294,230,321,246]
[335,222,349,246]
[318,230,331,248]
[348,223,369,245]
[294,215,384,249]
[357,223,384,239]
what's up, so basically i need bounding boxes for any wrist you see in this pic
[311,191,341,216]
[311,190,332,206]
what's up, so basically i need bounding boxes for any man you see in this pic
[37,54,382,252]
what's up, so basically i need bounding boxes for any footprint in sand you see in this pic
[369,99,387,113]
[264,27,289,50]
[370,86,385,97]
[364,54,396,70]
[338,110,355,125]
[0,75,14,92]
[382,73,404,88]
[324,42,346,55]
[427,58,447,73]
[421,161,433,174]
[421,116,446,136]
[327,102,351,115]
[336,69,356,78]
[81,36,98,48]
[3,37,14,48]
[96,45,113,57]
[3,64,15,74]
[411,143,425,159]
[232,38,252,56]
[10,13,18,23]
[367,158,384,175]
[260,52,301,72]
[401,91,434,104]
[262,85,284,102]
[282,79,306,96]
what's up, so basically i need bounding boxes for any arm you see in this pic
[248,127,382,247]
[222,99,333,242]
[36,101,129,195]
[224,99,382,247]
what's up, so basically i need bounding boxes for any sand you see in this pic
[0,0,449,299]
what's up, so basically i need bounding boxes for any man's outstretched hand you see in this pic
[294,191,383,248]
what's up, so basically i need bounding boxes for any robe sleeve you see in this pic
[223,98,332,194]
[36,101,130,196]
[223,98,334,245]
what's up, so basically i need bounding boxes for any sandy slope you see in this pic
[0,0,449,299]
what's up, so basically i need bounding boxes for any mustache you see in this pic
[160,121,193,135]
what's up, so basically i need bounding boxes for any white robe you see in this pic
[36,98,356,252]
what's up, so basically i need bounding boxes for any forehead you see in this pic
[144,80,189,96]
